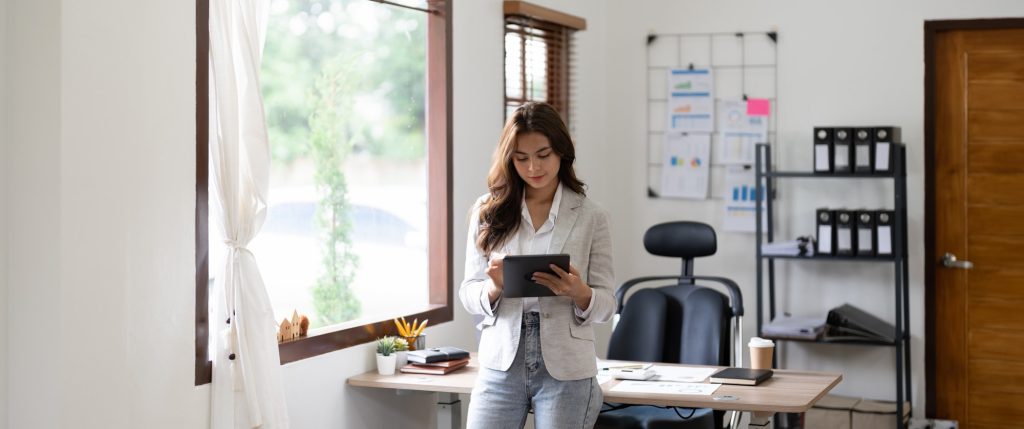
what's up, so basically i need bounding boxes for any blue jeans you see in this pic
[467,312,602,429]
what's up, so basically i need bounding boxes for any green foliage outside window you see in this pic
[260,0,427,327]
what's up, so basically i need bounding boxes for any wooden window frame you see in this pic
[195,0,453,386]
[503,1,584,123]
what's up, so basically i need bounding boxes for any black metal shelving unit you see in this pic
[754,143,911,429]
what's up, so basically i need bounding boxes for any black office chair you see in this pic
[596,221,744,429]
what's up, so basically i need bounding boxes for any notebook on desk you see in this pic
[708,368,773,386]
[407,346,470,364]
[400,361,469,375]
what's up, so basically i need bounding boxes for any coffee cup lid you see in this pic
[749,337,774,347]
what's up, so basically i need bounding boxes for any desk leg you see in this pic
[437,393,462,429]
[748,411,774,428]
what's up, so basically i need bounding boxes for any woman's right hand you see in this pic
[485,256,505,304]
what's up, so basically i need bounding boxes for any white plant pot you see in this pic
[376,353,397,375]
[395,351,408,369]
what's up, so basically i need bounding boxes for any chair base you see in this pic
[595,405,715,429]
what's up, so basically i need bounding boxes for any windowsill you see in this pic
[277,303,451,364]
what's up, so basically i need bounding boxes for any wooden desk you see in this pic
[348,355,842,428]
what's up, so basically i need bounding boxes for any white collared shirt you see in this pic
[473,183,595,317]
[517,183,562,313]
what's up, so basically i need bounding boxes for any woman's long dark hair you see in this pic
[476,102,586,256]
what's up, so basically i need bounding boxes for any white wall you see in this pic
[284,1,612,428]
[5,0,609,428]
[0,0,8,426]
[9,0,1024,427]
[6,1,63,428]
[602,0,1024,418]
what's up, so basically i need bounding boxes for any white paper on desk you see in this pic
[717,99,767,165]
[660,133,710,199]
[611,381,721,396]
[650,366,718,383]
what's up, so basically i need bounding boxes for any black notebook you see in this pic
[708,368,773,386]
[407,346,470,364]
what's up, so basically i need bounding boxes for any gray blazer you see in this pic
[459,188,616,381]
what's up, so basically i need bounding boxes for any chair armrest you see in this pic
[683,275,744,317]
[615,276,680,314]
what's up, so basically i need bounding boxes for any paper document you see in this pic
[650,366,718,383]
[722,166,766,232]
[667,69,714,133]
[660,133,710,199]
[717,99,768,165]
[611,381,721,396]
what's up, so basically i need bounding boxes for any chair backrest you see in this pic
[607,222,733,367]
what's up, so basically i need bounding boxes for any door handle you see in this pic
[941,252,974,269]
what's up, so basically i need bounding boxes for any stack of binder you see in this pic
[813,126,901,175]
[762,315,827,340]
[816,208,896,257]
[824,304,896,343]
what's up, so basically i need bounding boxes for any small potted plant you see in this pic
[393,337,409,369]
[375,336,397,375]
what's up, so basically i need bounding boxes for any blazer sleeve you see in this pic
[577,206,616,326]
[458,198,499,317]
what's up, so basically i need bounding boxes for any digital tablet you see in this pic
[502,254,570,298]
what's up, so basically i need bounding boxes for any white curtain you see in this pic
[208,0,290,428]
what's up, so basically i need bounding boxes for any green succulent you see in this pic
[393,337,409,352]
[376,336,397,356]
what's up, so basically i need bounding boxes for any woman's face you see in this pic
[513,132,561,193]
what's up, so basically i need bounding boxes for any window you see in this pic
[196,0,452,385]
[503,1,584,125]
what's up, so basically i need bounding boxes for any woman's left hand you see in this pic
[532,264,593,310]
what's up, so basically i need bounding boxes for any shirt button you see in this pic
[543,313,551,318]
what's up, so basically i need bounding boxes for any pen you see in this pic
[600,364,651,371]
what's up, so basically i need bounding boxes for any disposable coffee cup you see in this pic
[749,337,775,370]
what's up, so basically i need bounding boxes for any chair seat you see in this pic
[595,405,715,429]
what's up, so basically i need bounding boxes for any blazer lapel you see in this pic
[549,188,583,253]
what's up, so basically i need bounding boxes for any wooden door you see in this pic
[931,25,1024,428]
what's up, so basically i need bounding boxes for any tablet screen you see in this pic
[501,254,570,298]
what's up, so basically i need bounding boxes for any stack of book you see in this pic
[400,346,470,375]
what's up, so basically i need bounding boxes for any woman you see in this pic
[459,102,615,429]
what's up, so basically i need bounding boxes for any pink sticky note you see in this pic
[747,98,771,116]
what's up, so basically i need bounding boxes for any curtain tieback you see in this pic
[224,239,247,250]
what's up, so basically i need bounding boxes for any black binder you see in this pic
[816,208,834,255]
[814,127,833,174]
[832,128,853,174]
[853,128,873,174]
[872,126,901,174]
[855,211,876,256]
[876,210,895,256]
[825,304,895,343]
[835,210,854,256]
